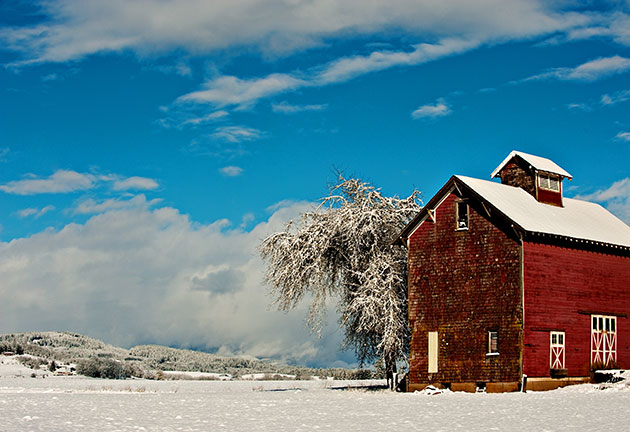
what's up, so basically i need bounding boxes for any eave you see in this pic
[394,176,630,256]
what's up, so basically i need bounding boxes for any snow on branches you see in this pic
[260,175,421,368]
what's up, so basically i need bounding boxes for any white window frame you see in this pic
[487,331,499,356]
[456,200,469,231]
[538,173,560,192]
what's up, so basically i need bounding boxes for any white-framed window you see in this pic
[456,201,468,230]
[538,173,560,192]
[550,331,565,369]
[487,331,499,355]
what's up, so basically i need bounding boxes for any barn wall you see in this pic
[407,192,523,387]
[536,185,563,207]
[523,242,630,377]
[498,161,535,197]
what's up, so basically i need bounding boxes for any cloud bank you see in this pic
[525,55,630,82]
[0,200,349,366]
[1,0,595,65]
[577,178,630,224]
[0,170,159,195]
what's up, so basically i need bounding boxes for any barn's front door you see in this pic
[591,315,617,368]
[550,331,565,369]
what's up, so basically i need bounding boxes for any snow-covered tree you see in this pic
[260,175,421,375]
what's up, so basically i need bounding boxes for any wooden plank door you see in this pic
[591,315,617,368]
[550,331,565,369]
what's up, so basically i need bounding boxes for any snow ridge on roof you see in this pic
[491,151,572,179]
[456,175,630,248]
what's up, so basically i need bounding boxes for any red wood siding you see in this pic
[523,242,630,377]
[407,193,523,386]
[536,186,563,207]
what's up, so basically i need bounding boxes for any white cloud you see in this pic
[211,126,263,143]
[0,200,348,366]
[150,61,192,77]
[526,56,630,82]
[219,166,244,177]
[178,74,306,109]
[563,55,630,81]
[17,205,55,219]
[567,103,591,111]
[177,38,478,110]
[272,101,327,114]
[601,89,630,105]
[0,170,96,195]
[411,98,452,119]
[181,110,229,126]
[0,1,594,65]
[0,170,160,195]
[609,11,630,46]
[113,176,159,191]
[316,38,478,85]
[577,178,630,224]
[240,212,255,229]
[2,2,603,113]
[74,194,161,215]
[157,109,229,129]
[616,132,630,141]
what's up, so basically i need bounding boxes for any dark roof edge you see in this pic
[394,176,630,255]
[393,176,461,247]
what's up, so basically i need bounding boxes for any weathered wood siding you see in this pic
[523,242,630,377]
[498,161,535,197]
[407,192,523,386]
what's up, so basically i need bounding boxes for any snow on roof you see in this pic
[456,175,630,248]
[491,151,572,179]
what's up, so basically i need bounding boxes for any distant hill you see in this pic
[0,332,372,380]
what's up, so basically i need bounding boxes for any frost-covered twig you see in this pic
[260,174,421,369]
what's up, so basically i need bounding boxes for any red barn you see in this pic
[397,151,630,392]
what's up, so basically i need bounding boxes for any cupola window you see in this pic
[538,173,560,192]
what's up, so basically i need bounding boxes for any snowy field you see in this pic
[1,359,629,431]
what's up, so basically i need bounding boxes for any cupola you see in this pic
[491,151,572,207]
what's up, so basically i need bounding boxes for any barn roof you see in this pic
[396,175,630,251]
[456,175,630,248]
[491,150,572,179]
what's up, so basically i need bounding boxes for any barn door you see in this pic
[591,315,617,368]
[428,332,438,373]
[550,331,565,369]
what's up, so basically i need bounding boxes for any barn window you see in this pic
[456,201,468,230]
[487,331,499,355]
[538,173,560,192]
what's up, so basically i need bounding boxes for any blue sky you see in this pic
[1,0,630,367]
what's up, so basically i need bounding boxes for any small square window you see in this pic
[456,201,468,230]
[538,173,560,192]
[488,331,498,354]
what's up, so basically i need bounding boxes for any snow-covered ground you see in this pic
[1,357,629,431]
